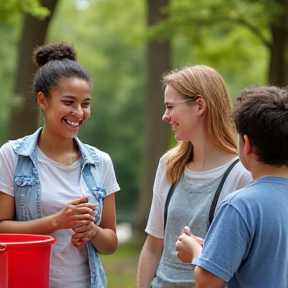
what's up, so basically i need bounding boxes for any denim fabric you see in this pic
[10,127,108,288]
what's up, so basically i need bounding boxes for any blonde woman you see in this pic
[137,65,252,288]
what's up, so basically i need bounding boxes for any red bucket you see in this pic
[0,234,56,288]
[0,243,8,288]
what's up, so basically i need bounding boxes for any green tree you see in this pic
[48,0,148,220]
[0,0,50,142]
[0,0,273,232]
[154,0,288,86]
[7,0,59,140]
[134,0,171,236]
[0,0,49,23]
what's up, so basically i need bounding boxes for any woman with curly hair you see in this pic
[0,43,120,288]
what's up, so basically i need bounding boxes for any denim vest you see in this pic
[10,127,108,288]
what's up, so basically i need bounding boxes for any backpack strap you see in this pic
[164,182,178,233]
[208,158,240,227]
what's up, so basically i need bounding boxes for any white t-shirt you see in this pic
[0,142,120,288]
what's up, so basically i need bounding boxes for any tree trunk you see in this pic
[268,24,288,86]
[267,0,288,86]
[7,0,59,140]
[134,0,171,238]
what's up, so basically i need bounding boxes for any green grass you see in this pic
[100,239,143,288]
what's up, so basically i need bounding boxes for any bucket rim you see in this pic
[0,234,56,246]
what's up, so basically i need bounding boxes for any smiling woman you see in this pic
[37,77,91,140]
[0,43,120,288]
[137,65,252,288]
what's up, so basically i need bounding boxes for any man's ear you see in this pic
[196,96,206,115]
[37,92,47,111]
[243,134,252,154]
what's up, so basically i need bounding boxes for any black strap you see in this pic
[164,182,177,233]
[208,158,239,227]
[163,158,240,233]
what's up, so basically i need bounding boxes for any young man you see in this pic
[176,86,288,288]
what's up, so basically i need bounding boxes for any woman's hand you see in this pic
[176,232,203,263]
[53,197,96,230]
[71,222,98,249]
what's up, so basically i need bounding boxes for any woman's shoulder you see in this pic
[226,158,253,188]
[0,141,15,157]
[75,138,112,163]
[0,142,17,170]
[85,144,112,162]
[159,146,178,164]
[232,160,251,176]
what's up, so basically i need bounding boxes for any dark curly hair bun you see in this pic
[32,42,77,68]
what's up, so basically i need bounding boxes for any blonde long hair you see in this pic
[162,65,238,184]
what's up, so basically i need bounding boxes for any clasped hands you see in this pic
[175,226,204,263]
[56,196,97,249]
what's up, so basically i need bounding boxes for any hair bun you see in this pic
[32,42,77,68]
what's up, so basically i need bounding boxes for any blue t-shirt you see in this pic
[193,176,288,288]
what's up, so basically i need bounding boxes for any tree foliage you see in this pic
[148,0,288,86]
[47,0,147,219]
[6,0,59,140]
[0,0,51,139]
[0,0,50,24]
[1,0,283,226]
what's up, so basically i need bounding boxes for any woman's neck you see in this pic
[187,142,237,172]
[37,128,81,165]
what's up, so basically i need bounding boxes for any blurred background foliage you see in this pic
[48,0,147,220]
[1,0,287,238]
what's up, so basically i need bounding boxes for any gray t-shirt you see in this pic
[147,156,252,287]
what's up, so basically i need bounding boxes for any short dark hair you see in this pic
[233,86,288,166]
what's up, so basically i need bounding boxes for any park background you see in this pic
[1,0,287,286]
